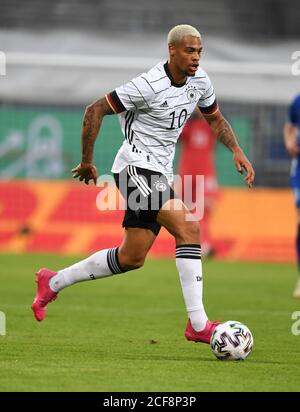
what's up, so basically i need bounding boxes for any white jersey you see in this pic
[105,61,218,183]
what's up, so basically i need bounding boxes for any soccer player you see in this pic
[284,94,300,299]
[32,25,255,344]
[178,111,218,257]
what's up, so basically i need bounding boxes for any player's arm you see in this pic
[284,122,299,157]
[203,108,255,188]
[72,97,114,185]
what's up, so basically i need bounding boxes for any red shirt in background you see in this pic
[178,117,218,202]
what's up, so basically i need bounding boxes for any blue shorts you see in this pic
[291,158,300,209]
[291,176,300,209]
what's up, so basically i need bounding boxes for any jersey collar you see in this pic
[164,62,187,88]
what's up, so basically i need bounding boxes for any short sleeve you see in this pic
[198,73,218,115]
[105,75,155,113]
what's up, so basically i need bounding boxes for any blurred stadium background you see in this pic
[1,0,300,263]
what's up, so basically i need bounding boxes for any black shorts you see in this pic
[114,166,176,236]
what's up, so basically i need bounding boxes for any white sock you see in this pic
[176,244,208,332]
[49,247,124,292]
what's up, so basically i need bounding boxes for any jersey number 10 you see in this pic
[167,109,188,130]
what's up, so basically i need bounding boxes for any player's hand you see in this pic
[71,162,98,185]
[233,148,255,188]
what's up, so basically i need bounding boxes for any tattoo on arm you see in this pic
[207,114,240,152]
[81,98,113,164]
[217,118,240,152]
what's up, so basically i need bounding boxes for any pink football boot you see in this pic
[31,268,58,321]
[185,319,220,344]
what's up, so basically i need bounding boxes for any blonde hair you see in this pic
[167,24,201,45]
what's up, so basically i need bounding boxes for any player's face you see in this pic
[170,36,202,77]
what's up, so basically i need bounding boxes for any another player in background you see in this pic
[284,94,300,299]
[178,110,218,256]
[32,25,255,343]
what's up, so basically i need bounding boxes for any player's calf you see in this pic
[117,252,146,271]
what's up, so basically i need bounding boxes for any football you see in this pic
[210,321,254,361]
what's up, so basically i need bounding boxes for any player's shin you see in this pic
[49,247,125,292]
[176,244,208,332]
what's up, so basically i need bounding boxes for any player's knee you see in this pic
[175,221,200,244]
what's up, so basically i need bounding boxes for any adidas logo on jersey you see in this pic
[160,100,169,108]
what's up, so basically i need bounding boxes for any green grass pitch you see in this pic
[0,253,300,392]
